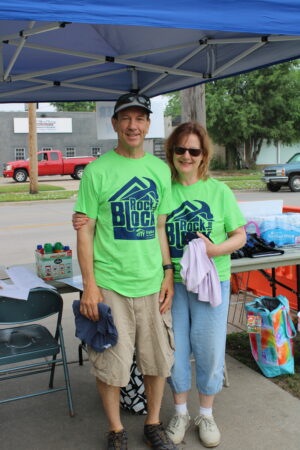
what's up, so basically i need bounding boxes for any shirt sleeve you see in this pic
[74,163,100,219]
[223,184,247,232]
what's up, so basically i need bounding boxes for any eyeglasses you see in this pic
[115,93,151,109]
[174,146,203,157]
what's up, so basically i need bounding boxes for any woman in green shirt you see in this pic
[164,122,246,448]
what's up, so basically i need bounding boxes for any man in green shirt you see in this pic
[75,93,177,450]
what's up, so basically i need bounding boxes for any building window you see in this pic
[66,147,75,157]
[15,148,25,160]
[42,147,52,151]
[92,147,102,157]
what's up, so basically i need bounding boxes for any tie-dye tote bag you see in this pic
[245,295,297,377]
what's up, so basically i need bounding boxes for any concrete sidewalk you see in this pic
[1,293,300,450]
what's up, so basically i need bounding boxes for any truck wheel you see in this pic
[74,165,84,180]
[13,169,28,182]
[70,174,77,179]
[266,182,281,192]
[288,175,300,192]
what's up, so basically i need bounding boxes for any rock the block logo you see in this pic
[109,176,159,240]
[166,200,214,257]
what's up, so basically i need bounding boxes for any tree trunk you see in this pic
[244,138,252,167]
[225,145,238,169]
[28,103,38,194]
[180,85,206,127]
[252,138,263,164]
[244,137,262,168]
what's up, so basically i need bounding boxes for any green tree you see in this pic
[206,61,300,168]
[50,101,96,112]
[164,91,181,117]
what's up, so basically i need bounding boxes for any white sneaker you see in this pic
[166,412,191,444]
[194,414,221,447]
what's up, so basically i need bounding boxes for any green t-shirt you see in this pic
[75,150,172,297]
[166,178,246,282]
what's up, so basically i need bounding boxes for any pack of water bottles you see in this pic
[35,242,73,280]
[244,213,300,247]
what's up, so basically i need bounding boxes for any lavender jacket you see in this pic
[180,238,221,307]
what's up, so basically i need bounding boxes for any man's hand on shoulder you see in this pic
[72,212,89,230]
[80,284,104,321]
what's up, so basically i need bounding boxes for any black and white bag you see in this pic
[120,357,147,415]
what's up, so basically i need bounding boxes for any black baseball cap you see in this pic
[113,93,152,116]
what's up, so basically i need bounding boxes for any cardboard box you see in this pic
[35,249,73,280]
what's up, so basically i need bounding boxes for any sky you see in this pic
[0,102,56,111]
[0,96,168,112]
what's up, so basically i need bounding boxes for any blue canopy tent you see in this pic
[0,1,300,102]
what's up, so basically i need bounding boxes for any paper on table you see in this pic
[0,266,56,301]
[7,266,56,290]
[59,275,83,291]
[0,265,8,280]
[0,279,30,300]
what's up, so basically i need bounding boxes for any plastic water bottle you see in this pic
[53,242,64,253]
[44,243,53,253]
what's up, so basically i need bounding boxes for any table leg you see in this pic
[296,264,300,312]
[271,268,276,297]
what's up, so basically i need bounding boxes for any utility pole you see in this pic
[180,84,206,127]
[28,103,38,194]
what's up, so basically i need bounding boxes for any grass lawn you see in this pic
[215,173,266,190]
[226,331,300,399]
[0,184,77,202]
[0,184,64,193]
[223,179,265,190]
[216,175,261,181]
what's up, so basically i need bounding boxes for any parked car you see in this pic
[262,153,300,192]
[2,150,96,182]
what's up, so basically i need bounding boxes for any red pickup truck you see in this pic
[3,150,96,182]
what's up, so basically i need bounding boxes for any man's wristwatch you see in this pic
[163,264,174,271]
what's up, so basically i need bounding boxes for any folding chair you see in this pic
[0,287,74,416]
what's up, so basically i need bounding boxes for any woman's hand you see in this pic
[196,232,219,258]
[197,226,246,258]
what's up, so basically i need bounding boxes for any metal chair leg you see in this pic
[59,326,74,417]
[49,354,57,388]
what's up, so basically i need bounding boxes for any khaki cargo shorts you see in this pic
[88,288,175,387]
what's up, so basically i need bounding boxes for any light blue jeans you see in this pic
[168,280,230,396]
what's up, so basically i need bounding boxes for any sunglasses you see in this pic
[116,93,151,108]
[174,146,203,157]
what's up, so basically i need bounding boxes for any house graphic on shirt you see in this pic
[166,201,214,257]
[109,177,159,240]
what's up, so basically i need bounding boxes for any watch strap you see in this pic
[163,264,174,271]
